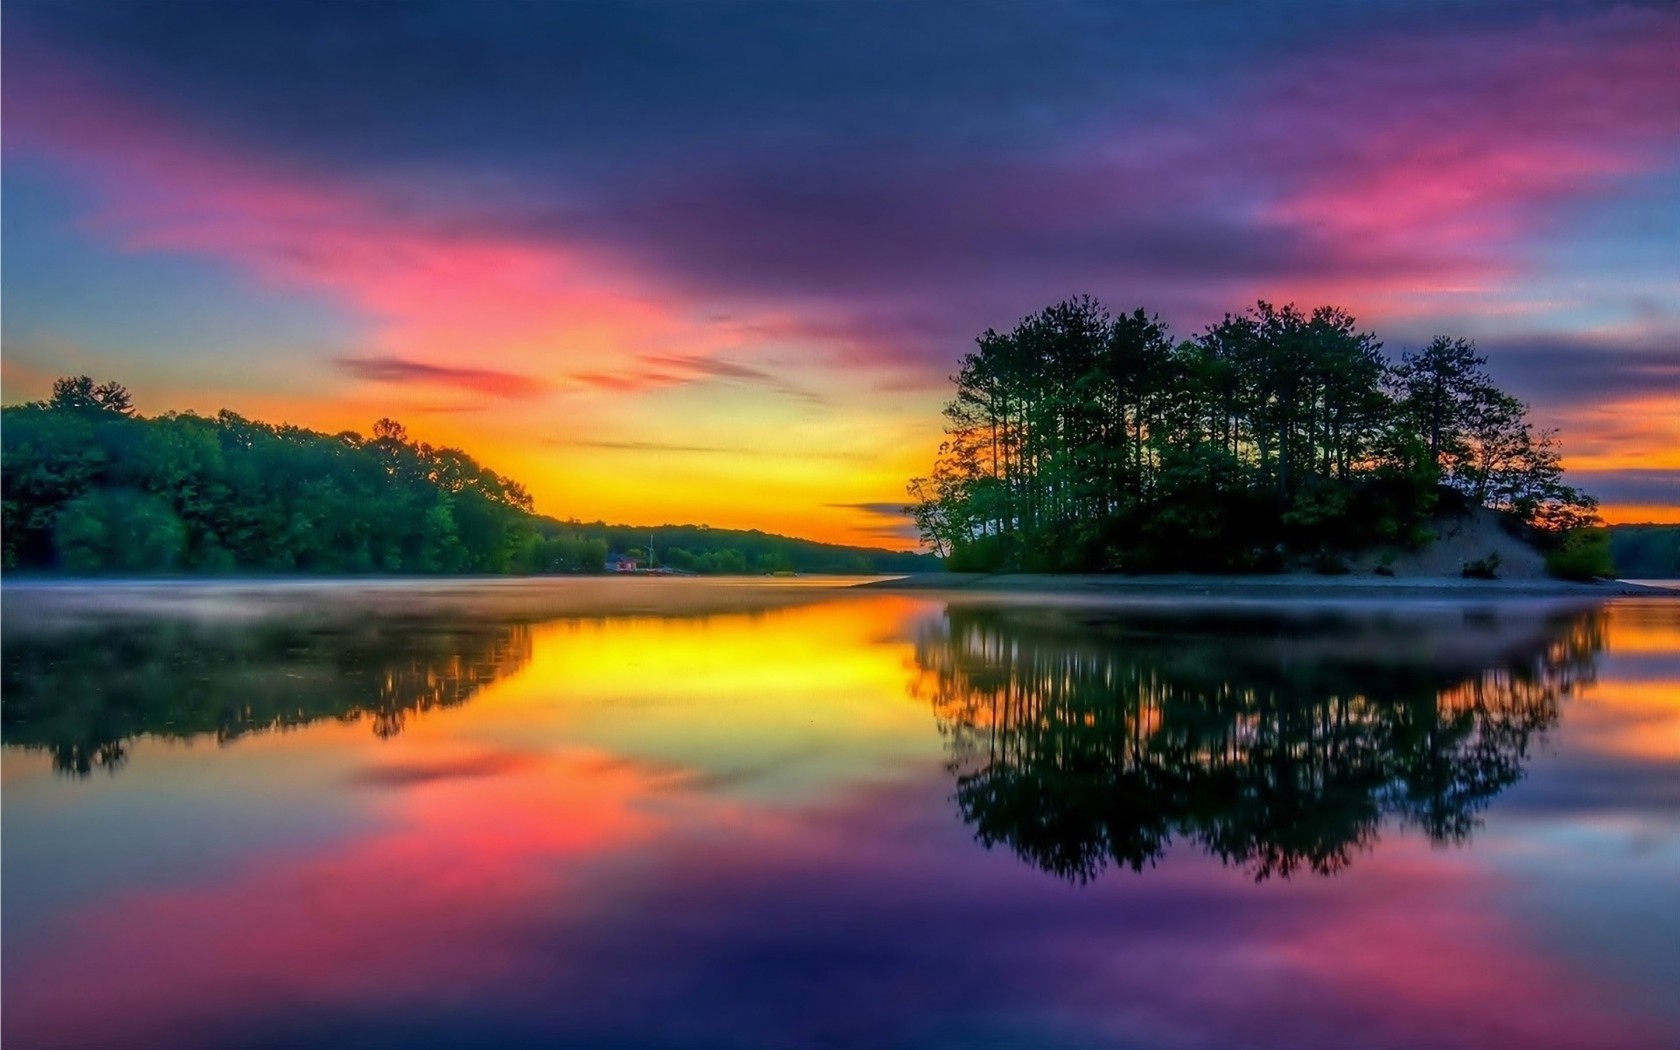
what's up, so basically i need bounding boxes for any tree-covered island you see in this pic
[908,298,1612,578]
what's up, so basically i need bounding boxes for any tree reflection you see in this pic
[913,606,1603,882]
[2,619,531,775]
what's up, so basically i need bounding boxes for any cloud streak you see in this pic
[1481,340,1680,407]
[333,355,550,399]
[566,354,826,403]
[1569,469,1680,508]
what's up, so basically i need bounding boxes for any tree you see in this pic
[1544,527,1613,581]
[1501,428,1600,534]
[372,418,408,442]
[1390,336,1486,473]
[53,489,186,571]
[49,376,134,416]
[910,301,1600,573]
[5,379,548,575]
[906,475,956,559]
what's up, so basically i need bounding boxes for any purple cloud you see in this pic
[332,355,550,399]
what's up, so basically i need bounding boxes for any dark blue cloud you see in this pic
[1567,469,1680,507]
[7,0,1676,433]
[5,1,1471,169]
[1479,338,1680,406]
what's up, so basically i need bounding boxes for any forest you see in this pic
[1608,524,1680,579]
[551,521,935,575]
[908,298,1605,575]
[1,376,934,576]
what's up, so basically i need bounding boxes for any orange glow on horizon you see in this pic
[1600,505,1680,526]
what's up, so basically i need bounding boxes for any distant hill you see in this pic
[1609,524,1680,579]
[537,517,936,575]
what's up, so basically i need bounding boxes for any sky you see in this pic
[3,0,1677,544]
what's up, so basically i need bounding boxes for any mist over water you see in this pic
[3,580,1676,1049]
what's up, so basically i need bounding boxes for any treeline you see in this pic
[909,298,1601,573]
[1609,524,1680,579]
[542,521,937,575]
[2,377,571,573]
[2,377,934,576]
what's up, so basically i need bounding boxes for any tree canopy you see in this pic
[1607,524,1680,579]
[2,378,937,576]
[908,298,1600,573]
[2,388,555,574]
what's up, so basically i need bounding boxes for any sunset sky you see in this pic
[4,0,1677,545]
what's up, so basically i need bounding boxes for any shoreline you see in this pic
[856,572,1676,599]
[2,574,1671,632]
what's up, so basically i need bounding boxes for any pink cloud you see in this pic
[4,43,752,405]
[1243,11,1680,315]
[332,355,551,399]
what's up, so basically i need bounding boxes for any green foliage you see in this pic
[661,547,748,574]
[3,380,941,578]
[1545,527,1613,581]
[559,522,934,575]
[945,535,1010,573]
[3,382,537,575]
[518,532,608,574]
[48,375,135,416]
[53,488,187,571]
[1607,524,1680,579]
[910,298,1599,572]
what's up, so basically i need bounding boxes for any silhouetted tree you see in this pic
[2,619,533,775]
[910,300,1599,572]
[913,605,1599,882]
[48,376,134,416]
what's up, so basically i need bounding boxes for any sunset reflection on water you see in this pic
[3,583,1676,1050]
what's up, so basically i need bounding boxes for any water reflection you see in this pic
[915,605,1605,881]
[1,620,531,775]
[1,584,1675,1050]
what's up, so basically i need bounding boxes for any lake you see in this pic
[3,579,1677,1050]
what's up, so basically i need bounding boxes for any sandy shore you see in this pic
[857,572,1676,599]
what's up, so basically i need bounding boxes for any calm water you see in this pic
[3,579,1677,1050]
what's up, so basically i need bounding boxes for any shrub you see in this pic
[946,534,1009,573]
[1462,553,1501,580]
